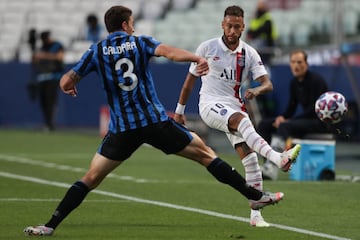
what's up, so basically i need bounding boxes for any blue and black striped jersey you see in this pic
[72,31,170,133]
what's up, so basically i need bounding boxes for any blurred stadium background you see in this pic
[1,0,360,63]
[0,2,359,238]
[0,0,359,142]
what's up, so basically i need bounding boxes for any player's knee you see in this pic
[228,112,245,131]
[81,173,104,190]
[195,146,218,166]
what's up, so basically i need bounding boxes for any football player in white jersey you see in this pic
[174,5,301,227]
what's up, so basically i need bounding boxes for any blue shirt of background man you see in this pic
[36,41,64,82]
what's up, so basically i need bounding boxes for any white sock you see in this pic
[242,152,263,218]
[237,118,282,167]
[241,152,263,190]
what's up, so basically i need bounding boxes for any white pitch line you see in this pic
[0,171,351,240]
[0,198,129,203]
[0,154,158,183]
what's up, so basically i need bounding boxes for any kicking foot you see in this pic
[280,144,301,172]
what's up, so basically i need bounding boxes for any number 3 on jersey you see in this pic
[115,58,138,91]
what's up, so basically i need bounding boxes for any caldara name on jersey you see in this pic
[103,42,137,55]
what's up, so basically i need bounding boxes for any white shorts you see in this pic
[199,101,249,147]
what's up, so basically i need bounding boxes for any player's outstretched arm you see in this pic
[155,44,208,75]
[173,72,198,124]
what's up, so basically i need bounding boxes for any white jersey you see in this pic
[189,37,267,107]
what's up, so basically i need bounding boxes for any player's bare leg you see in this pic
[24,153,123,236]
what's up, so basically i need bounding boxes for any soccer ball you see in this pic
[315,91,348,124]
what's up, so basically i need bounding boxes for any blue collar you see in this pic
[107,31,129,40]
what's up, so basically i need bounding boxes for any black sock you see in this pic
[207,158,262,200]
[45,181,90,229]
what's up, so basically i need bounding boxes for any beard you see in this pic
[223,35,240,46]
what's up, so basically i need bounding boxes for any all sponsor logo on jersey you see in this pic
[220,69,235,81]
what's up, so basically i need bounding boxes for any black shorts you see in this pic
[97,119,193,161]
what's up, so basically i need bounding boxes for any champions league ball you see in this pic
[315,91,348,124]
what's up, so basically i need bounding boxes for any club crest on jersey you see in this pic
[237,56,245,67]
[220,108,228,116]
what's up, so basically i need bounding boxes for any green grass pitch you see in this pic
[0,129,358,240]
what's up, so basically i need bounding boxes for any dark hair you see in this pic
[290,49,308,62]
[224,5,244,17]
[87,14,98,24]
[28,28,37,51]
[104,5,132,33]
[40,31,51,40]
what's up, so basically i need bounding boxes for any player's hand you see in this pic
[273,116,286,128]
[173,113,186,125]
[60,70,81,97]
[196,58,209,76]
[63,87,78,97]
[244,88,259,100]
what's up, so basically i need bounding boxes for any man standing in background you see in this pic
[246,0,278,119]
[247,0,277,66]
[32,31,64,131]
